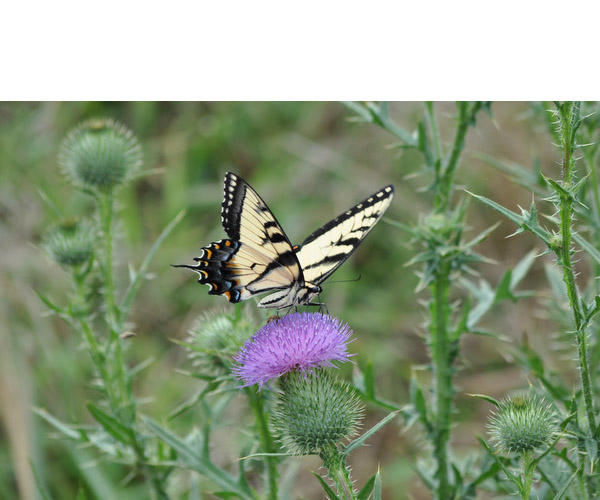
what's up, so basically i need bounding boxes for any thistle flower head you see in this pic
[187,310,255,374]
[44,218,95,267]
[233,313,354,389]
[272,369,363,456]
[487,393,558,455]
[59,118,142,192]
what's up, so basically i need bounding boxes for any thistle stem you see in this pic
[436,101,470,212]
[321,444,356,500]
[556,102,597,439]
[99,191,117,329]
[521,451,534,500]
[430,263,452,498]
[247,388,279,500]
[98,191,132,422]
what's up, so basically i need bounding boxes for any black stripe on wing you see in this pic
[219,172,303,279]
[295,184,394,284]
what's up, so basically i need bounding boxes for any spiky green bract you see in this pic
[272,369,363,457]
[59,118,141,192]
[44,218,95,267]
[488,394,558,455]
[187,310,255,374]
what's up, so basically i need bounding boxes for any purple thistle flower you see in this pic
[232,313,354,389]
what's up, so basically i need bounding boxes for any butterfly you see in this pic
[175,172,394,309]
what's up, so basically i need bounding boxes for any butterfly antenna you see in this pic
[171,263,198,270]
[320,274,362,286]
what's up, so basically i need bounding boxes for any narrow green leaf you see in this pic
[410,376,430,431]
[464,279,494,330]
[544,176,572,200]
[357,473,375,500]
[510,250,537,290]
[363,361,375,400]
[373,468,383,500]
[366,102,417,146]
[573,232,600,266]
[34,290,67,315]
[467,393,500,407]
[473,152,546,192]
[477,437,520,484]
[466,191,553,246]
[342,101,372,122]
[120,209,186,317]
[451,295,471,340]
[312,472,342,500]
[142,417,254,499]
[551,468,579,500]
[383,217,420,237]
[418,119,433,166]
[494,269,514,302]
[33,407,80,440]
[343,410,400,456]
[29,459,53,500]
[86,403,134,445]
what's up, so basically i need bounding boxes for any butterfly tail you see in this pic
[173,239,245,303]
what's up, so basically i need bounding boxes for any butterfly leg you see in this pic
[281,304,295,317]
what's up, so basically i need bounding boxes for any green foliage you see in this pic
[4,102,600,499]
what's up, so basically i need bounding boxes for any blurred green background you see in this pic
[0,102,568,499]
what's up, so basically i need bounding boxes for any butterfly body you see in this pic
[177,172,393,309]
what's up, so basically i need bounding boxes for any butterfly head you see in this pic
[296,282,322,306]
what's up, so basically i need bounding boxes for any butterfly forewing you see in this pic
[221,173,302,277]
[295,185,394,285]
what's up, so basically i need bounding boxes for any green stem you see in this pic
[436,101,470,212]
[521,452,534,500]
[425,102,443,173]
[556,102,597,439]
[430,263,452,499]
[576,452,591,500]
[321,444,356,500]
[248,388,279,500]
[97,191,133,422]
[99,192,118,329]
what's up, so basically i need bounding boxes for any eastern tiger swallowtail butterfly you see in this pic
[175,172,394,309]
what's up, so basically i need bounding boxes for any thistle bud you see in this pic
[59,119,141,192]
[187,311,254,374]
[272,369,363,456]
[487,393,558,455]
[44,218,95,267]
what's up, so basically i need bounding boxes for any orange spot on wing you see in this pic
[214,244,220,249]
[292,245,299,250]
[204,249,212,259]
[224,291,231,300]
[225,240,231,247]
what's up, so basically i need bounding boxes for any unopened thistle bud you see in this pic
[272,369,363,456]
[488,394,558,455]
[44,218,95,267]
[187,311,254,374]
[59,119,141,192]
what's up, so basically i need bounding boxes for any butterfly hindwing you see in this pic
[184,238,299,303]
[295,185,394,285]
